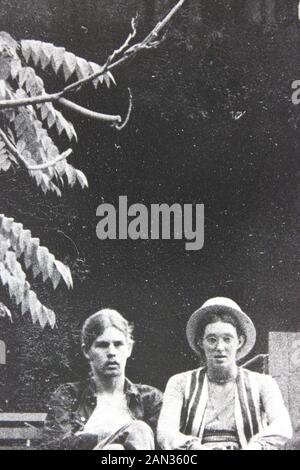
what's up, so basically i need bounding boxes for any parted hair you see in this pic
[81,309,134,352]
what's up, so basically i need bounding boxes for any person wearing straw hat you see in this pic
[157,297,293,450]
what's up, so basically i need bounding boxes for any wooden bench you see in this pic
[0,413,47,449]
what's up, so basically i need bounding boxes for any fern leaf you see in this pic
[15,65,77,141]
[0,301,13,322]
[0,134,18,172]
[75,169,89,189]
[20,39,116,89]
[0,153,12,172]
[0,257,55,328]
[0,214,73,289]
[10,103,78,194]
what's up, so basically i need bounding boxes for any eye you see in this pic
[114,341,124,348]
[206,337,217,346]
[95,341,109,349]
[224,337,233,344]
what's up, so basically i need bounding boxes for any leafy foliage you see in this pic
[0,214,73,328]
[0,1,184,328]
[0,32,116,327]
[0,32,116,195]
[0,301,12,321]
[20,39,116,89]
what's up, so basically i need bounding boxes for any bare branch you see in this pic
[107,15,138,65]
[0,0,186,112]
[115,88,133,131]
[59,98,122,124]
[0,93,60,109]
[0,127,71,171]
[27,149,72,171]
[141,0,186,46]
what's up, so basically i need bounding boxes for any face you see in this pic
[200,321,244,370]
[84,327,133,378]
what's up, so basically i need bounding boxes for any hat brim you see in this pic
[186,304,256,360]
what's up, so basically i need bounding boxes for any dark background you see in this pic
[0,0,299,411]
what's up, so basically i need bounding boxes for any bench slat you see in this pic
[0,428,41,440]
[0,413,46,422]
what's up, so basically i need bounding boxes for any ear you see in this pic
[126,340,134,358]
[82,343,90,361]
[238,336,245,349]
[197,338,204,351]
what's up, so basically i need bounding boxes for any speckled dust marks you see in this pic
[0,0,299,409]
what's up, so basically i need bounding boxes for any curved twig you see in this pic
[115,88,133,131]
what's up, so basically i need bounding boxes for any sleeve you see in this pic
[249,375,293,450]
[42,384,98,450]
[143,386,164,434]
[157,373,201,450]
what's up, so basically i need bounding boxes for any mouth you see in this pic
[214,355,227,360]
[105,361,119,368]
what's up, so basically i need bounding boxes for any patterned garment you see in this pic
[43,377,163,450]
[181,368,263,447]
[157,367,293,450]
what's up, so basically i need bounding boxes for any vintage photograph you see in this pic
[0,0,299,451]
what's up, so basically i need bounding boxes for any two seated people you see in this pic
[43,298,293,450]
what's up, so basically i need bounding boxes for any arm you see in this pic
[157,374,203,450]
[248,376,293,450]
[143,386,164,434]
[43,384,98,450]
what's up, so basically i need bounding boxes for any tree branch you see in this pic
[0,0,186,111]
[58,98,122,124]
[27,149,72,171]
[0,128,72,171]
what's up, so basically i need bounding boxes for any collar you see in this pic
[84,376,140,407]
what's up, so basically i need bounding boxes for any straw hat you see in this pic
[186,297,256,360]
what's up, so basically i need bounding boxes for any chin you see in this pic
[104,370,121,377]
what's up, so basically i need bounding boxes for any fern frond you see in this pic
[15,65,77,141]
[0,301,12,322]
[20,40,116,89]
[0,256,55,328]
[0,214,73,289]
[0,79,16,123]
[0,132,18,172]
[0,213,76,328]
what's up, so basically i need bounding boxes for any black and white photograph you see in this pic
[0,0,299,452]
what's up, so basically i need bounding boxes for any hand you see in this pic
[102,444,125,450]
[188,440,209,451]
[245,442,262,451]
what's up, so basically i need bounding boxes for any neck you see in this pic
[93,373,126,394]
[207,364,238,384]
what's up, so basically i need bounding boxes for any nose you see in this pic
[216,338,226,352]
[107,344,117,357]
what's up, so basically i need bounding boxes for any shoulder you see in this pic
[48,380,88,404]
[130,382,163,402]
[165,368,204,392]
[131,383,163,409]
[241,369,280,392]
[133,383,163,397]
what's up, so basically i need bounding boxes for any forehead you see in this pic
[204,321,238,337]
[93,326,127,343]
